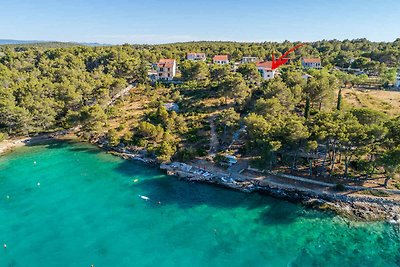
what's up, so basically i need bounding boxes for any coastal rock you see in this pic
[159,161,400,222]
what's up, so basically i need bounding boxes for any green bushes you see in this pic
[0,132,8,142]
[333,183,346,191]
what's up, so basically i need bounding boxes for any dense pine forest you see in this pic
[1,39,400,186]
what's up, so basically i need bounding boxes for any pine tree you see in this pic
[337,89,342,111]
[304,97,310,119]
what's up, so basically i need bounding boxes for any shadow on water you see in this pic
[113,159,328,226]
[113,158,162,178]
[139,173,329,226]
[256,196,334,225]
[114,159,265,210]
[27,139,102,154]
[27,141,329,226]
[68,146,102,154]
[257,202,304,225]
[113,160,333,225]
[25,138,73,148]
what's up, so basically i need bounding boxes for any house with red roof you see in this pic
[302,58,322,69]
[212,55,229,65]
[156,59,176,81]
[256,61,276,80]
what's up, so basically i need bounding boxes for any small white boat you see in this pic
[139,195,150,201]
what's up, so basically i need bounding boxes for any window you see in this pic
[160,67,164,71]
[168,68,170,71]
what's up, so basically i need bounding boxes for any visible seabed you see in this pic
[1,140,400,266]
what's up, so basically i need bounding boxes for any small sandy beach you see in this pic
[0,133,65,155]
[0,137,30,155]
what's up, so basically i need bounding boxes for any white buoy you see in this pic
[37,182,41,186]
[33,161,37,165]
[3,244,6,249]
[6,195,10,199]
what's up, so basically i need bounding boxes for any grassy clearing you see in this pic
[342,88,400,117]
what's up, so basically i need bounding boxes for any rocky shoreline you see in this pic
[160,162,400,222]
[58,138,400,222]
[2,135,400,222]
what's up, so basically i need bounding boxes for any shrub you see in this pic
[0,132,8,142]
[175,147,198,161]
[334,183,346,191]
[394,182,400,190]
[361,189,390,197]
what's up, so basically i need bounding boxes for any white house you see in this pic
[256,61,276,80]
[187,52,206,61]
[156,59,176,81]
[148,69,158,83]
[212,55,229,65]
[241,56,259,63]
[302,58,322,69]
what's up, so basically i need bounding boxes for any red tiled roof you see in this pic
[256,61,273,70]
[159,59,175,63]
[157,59,175,68]
[213,55,228,61]
[302,58,321,63]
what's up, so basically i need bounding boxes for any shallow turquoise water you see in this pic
[0,141,399,267]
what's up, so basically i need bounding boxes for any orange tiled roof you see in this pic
[157,59,175,68]
[302,58,321,63]
[213,55,228,61]
[256,61,273,70]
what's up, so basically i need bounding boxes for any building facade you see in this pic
[156,59,176,81]
[396,68,400,88]
[241,56,259,63]
[187,52,206,61]
[302,58,322,69]
[212,55,229,65]
[256,61,275,80]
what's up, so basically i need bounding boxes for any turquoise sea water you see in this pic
[0,140,400,267]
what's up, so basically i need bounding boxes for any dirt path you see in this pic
[106,83,135,107]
